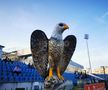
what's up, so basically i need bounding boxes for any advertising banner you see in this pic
[84,83,105,90]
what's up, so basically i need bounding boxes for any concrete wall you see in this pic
[0,82,43,90]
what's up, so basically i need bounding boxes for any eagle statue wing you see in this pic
[60,35,77,75]
[30,30,48,79]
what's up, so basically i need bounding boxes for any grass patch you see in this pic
[73,86,84,90]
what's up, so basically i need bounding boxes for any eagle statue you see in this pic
[30,22,77,80]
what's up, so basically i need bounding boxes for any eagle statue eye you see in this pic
[59,23,64,27]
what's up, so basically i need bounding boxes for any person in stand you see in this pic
[13,65,21,75]
[28,63,34,68]
[3,56,9,63]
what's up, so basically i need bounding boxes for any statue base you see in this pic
[44,75,73,90]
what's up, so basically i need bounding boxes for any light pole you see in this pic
[102,66,106,80]
[84,34,92,73]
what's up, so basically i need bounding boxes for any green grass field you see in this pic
[73,86,84,90]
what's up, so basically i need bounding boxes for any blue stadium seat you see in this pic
[8,76,14,82]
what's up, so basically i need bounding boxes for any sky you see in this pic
[0,0,108,69]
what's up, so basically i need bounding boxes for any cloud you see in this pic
[102,12,108,18]
[96,11,108,24]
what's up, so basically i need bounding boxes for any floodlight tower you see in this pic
[84,34,92,73]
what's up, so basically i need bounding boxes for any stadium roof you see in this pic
[88,73,104,80]
[69,60,84,69]
[0,45,4,48]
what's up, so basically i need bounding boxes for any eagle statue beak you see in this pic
[63,24,69,30]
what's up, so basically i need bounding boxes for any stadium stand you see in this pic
[0,59,44,83]
[0,59,78,89]
[0,59,107,89]
[0,59,77,83]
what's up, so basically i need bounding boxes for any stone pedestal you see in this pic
[44,76,73,90]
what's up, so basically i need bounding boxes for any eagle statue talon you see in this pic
[31,22,77,82]
[46,76,54,81]
[46,67,54,81]
[58,75,64,80]
[57,66,64,80]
